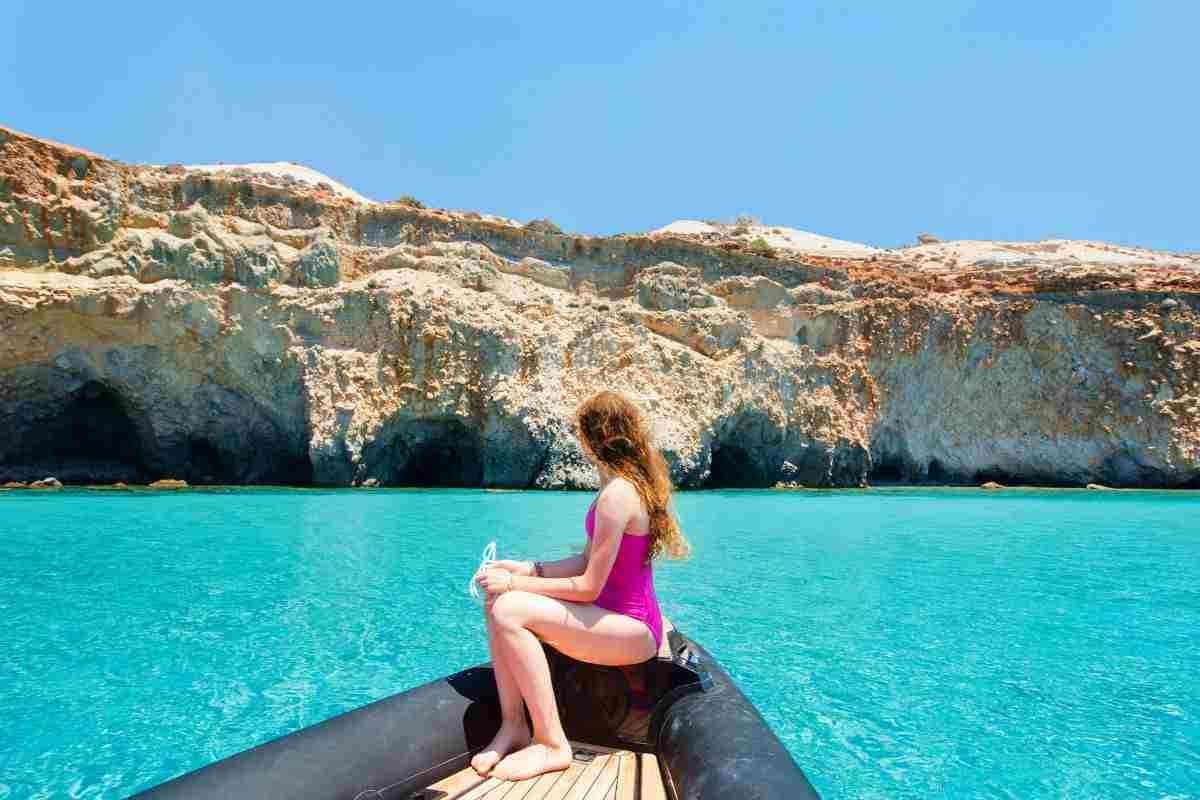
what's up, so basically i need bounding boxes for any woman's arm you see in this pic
[539,554,588,579]
[479,483,635,603]
[489,552,587,579]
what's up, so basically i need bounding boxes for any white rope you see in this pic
[468,540,497,602]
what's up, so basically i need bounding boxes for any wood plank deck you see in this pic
[418,743,667,800]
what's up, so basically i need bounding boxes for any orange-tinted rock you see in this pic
[1,125,1198,489]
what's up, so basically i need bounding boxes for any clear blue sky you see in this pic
[4,1,1197,251]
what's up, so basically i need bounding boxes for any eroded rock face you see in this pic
[2,125,1198,488]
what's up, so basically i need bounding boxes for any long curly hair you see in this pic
[572,390,690,563]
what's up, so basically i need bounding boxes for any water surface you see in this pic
[1,487,1197,798]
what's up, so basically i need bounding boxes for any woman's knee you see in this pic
[488,590,538,630]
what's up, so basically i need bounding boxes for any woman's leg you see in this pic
[485,590,657,781]
[470,598,530,775]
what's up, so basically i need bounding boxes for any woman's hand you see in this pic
[475,567,515,596]
[490,559,534,577]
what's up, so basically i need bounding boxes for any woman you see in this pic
[472,390,690,782]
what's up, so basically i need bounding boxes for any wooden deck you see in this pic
[418,743,667,800]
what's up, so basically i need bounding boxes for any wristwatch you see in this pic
[533,560,545,577]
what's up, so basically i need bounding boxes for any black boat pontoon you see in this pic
[131,621,820,800]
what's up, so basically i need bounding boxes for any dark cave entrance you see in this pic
[706,442,768,488]
[869,456,908,484]
[0,373,314,486]
[183,438,235,485]
[868,457,957,485]
[161,427,312,487]
[1,380,148,483]
[157,383,313,486]
[703,408,785,488]
[364,417,484,487]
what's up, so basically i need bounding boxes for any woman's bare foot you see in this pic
[490,740,573,782]
[470,720,530,776]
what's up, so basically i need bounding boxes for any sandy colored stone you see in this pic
[1,125,1198,489]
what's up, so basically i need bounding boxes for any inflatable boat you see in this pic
[131,621,820,800]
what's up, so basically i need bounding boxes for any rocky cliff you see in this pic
[2,125,1198,488]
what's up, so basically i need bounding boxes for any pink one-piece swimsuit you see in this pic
[585,498,664,651]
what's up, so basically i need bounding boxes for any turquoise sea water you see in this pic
[1,487,1197,799]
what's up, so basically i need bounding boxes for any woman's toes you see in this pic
[470,749,501,775]
[470,723,530,775]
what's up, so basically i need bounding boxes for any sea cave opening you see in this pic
[183,438,234,485]
[869,457,907,484]
[157,384,313,486]
[703,408,787,488]
[706,442,767,488]
[364,417,484,487]
[1,380,147,483]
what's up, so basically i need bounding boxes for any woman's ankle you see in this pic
[531,731,571,750]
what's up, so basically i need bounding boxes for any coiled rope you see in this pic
[467,540,497,602]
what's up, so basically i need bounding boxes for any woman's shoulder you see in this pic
[599,476,642,508]
[601,474,636,494]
